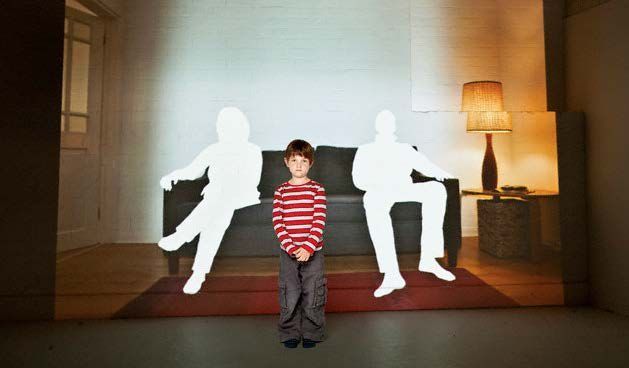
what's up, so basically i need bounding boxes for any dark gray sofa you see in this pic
[163,146,462,274]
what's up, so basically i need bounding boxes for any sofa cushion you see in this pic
[311,146,363,196]
[175,195,424,227]
[176,201,271,227]
[257,150,290,198]
[325,195,422,223]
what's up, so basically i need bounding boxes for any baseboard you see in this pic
[0,295,55,321]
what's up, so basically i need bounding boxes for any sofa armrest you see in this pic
[162,176,208,274]
[162,177,208,237]
[442,178,462,265]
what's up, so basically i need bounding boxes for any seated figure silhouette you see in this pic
[158,107,263,294]
[352,110,456,298]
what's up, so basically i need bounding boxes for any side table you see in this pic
[461,188,560,261]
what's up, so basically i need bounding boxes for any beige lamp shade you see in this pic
[466,111,512,133]
[461,81,505,112]
[462,81,512,133]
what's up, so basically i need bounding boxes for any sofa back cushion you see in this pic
[257,150,290,198]
[310,146,364,195]
[245,145,435,198]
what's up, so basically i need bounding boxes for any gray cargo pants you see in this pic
[278,250,327,342]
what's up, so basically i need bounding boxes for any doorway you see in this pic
[57,1,105,252]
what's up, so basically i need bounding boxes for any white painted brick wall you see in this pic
[105,0,556,242]
[411,0,547,111]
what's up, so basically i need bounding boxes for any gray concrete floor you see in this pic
[1,306,629,368]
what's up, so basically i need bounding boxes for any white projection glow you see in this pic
[352,110,456,298]
[158,107,263,294]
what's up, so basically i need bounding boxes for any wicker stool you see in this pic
[477,198,530,258]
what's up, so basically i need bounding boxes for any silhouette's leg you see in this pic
[191,206,233,274]
[364,191,398,274]
[404,182,455,281]
[182,204,234,294]
[414,181,446,259]
[363,191,406,297]
[158,198,211,251]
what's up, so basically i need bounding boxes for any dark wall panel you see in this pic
[0,0,65,320]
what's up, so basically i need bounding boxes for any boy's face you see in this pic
[284,154,312,179]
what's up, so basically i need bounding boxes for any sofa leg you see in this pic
[168,254,180,275]
[447,249,458,267]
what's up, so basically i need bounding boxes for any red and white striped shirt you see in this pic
[272,180,327,255]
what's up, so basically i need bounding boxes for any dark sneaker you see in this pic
[302,339,317,348]
[283,339,300,348]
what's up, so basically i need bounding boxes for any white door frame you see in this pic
[57,5,106,252]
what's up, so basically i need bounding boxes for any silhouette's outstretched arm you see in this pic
[409,145,453,181]
[160,145,215,190]
[177,145,216,180]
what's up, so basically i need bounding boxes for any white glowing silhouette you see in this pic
[158,107,263,294]
[352,110,456,298]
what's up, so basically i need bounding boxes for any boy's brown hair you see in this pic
[284,139,314,163]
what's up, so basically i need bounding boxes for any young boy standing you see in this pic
[273,139,327,349]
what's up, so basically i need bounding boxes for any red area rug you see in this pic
[113,269,518,318]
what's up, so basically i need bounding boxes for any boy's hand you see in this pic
[294,248,311,262]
